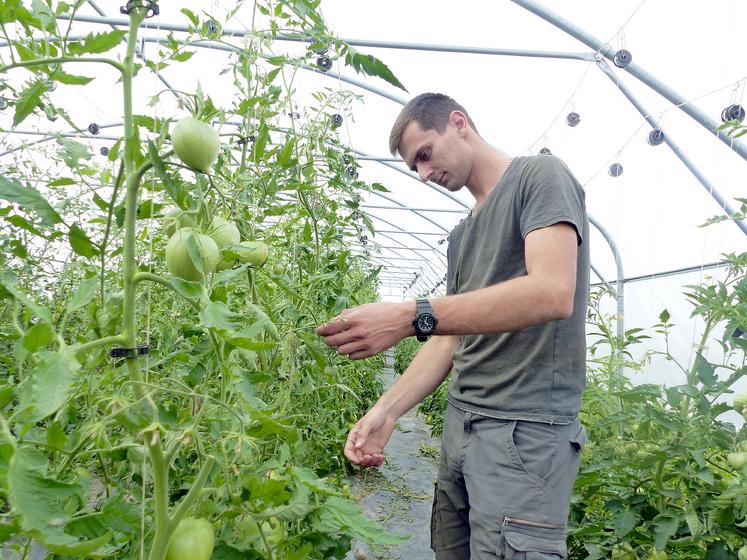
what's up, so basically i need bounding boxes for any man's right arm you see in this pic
[345,334,458,467]
[379,334,459,419]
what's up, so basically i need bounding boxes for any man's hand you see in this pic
[345,406,396,467]
[316,301,416,360]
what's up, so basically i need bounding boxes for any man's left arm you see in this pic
[317,222,578,359]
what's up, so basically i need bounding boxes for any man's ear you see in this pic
[449,110,468,135]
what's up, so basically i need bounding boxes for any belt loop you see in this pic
[463,411,473,434]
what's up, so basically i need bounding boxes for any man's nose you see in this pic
[417,164,432,182]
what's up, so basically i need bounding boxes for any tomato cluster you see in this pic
[163,210,268,282]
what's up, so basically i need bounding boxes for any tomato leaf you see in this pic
[7,447,112,554]
[276,136,297,167]
[51,71,93,86]
[68,224,99,258]
[343,46,407,91]
[4,215,44,237]
[252,123,270,164]
[66,493,140,538]
[652,514,679,551]
[67,30,126,55]
[148,141,189,209]
[13,79,46,127]
[181,8,199,27]
[29,0,54,33]
[199,301,244,333]
[0,176,63,226]
[311,497,408,545]
[693,352,717,387]
[0,276,52,323]
[165,276,206,304]
[613,509,639,537]
[16,348,81,423]
[57,137,92,169]
[21,322,56,352]
[65,275,99,315]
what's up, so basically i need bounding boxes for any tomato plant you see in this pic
[0,2,407,559]
[568,254,747,559]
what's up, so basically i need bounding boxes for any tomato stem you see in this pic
[0,56,124,74]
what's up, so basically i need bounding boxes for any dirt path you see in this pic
[345,352,440,560]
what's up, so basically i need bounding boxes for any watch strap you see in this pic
[413,299,437,341]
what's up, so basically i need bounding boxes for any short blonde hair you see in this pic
[389,93,479,155]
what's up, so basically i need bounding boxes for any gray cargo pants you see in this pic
[430,402,587,559]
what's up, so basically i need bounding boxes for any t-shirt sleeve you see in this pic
[518,156,586,245]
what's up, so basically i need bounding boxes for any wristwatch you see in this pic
[412,299,438,342]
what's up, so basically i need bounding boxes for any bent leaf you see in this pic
[16,348,81,424]
[13,79,46,127]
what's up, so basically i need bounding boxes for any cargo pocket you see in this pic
[570,423,587,455]
[497,517,567,559]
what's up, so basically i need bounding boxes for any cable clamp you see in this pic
[109,345,150,359]
[120,1,159,18]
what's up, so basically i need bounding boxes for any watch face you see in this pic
[417,314,435,333]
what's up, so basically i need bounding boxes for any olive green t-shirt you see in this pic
[446,155,590,424]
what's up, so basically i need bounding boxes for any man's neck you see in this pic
[466,144,512,210]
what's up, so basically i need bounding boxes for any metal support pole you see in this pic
[594,58,747,236]
[511,0,747,163]
[589,215,624,342]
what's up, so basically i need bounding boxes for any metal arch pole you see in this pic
[365,211,448,264]
[365,215,448,276]
[53,11,747,162]
[591,264,616,295]
[594,58,747,236]
[375,231,447,292]
[0,123,122,157]
[55,14,595,62]
[511,0,747,163]
[588,214,624,342]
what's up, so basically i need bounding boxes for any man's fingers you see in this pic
[316,315,351,336]
[320,327,365,349]
[360,453,385,468]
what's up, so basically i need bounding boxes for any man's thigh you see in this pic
[431,406,586,560]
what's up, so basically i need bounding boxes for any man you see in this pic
[317,93,590,559]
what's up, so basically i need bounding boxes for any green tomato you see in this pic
[207,216,241,249]
[738,545,747,560]
[238,515,283,545]
[727,451,747,469]
[272,263,284,275]
[734,392,747,411]
[163,208,196,237]
[166,228,220,282]
[217,241,269,271]
[166,517,214,560]
[172,117,221,173]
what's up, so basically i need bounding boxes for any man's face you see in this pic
[398,118,471,192]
